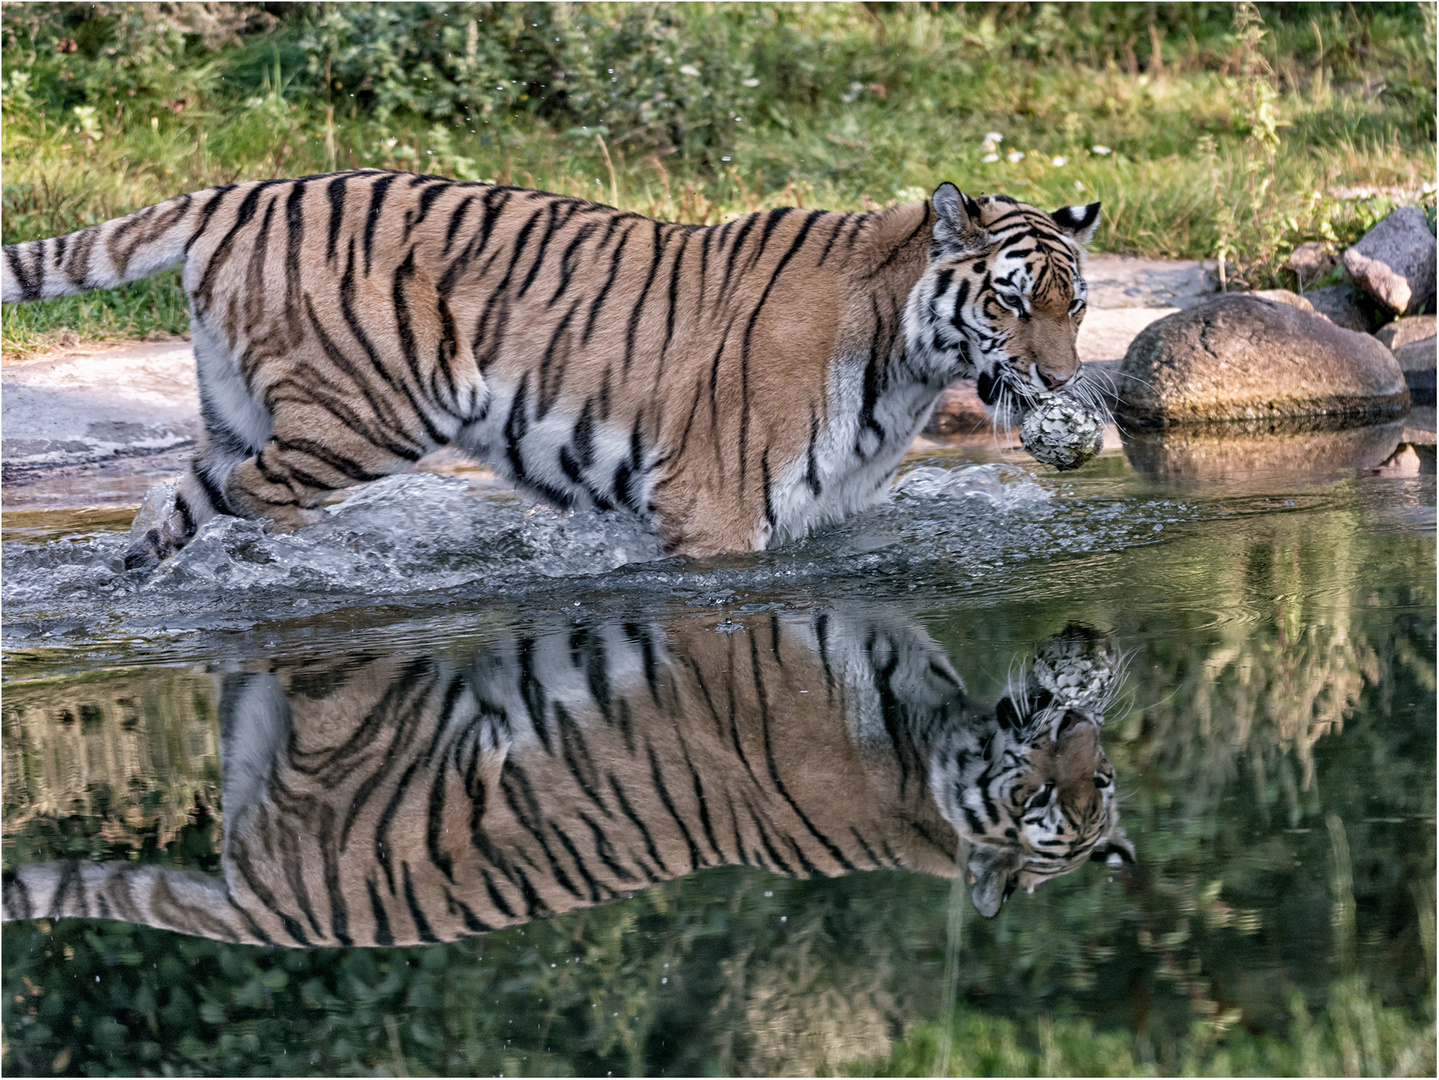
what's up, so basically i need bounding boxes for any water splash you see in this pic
[3,464,1200,650]
[895,463,1053,508]
[143,473,663,595]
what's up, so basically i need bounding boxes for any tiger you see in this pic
[2,610,1132,945]
[928,622,1134,916]
[0,172,1101,568]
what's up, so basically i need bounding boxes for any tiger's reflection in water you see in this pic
[3,611,1132,945]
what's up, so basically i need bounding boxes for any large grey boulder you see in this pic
[1117,294,1409,425]
[1342,206,1437,315]
[1302,282,1384,333]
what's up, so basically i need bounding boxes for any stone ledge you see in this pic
[1,343,201,476]
[1082,255,1215,310]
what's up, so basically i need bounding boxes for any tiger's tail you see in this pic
[2,860,263,945]
[1,190,211,304]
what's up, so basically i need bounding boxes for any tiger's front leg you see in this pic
[647,476,769,557]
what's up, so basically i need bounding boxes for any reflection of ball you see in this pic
[1020,394,1105,471]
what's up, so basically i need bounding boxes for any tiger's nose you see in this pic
[1037,368,1065,390]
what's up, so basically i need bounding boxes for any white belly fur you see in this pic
[451,362,942,551]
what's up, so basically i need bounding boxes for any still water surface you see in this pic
[2,437,1434,1076]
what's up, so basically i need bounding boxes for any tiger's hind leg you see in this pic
[221,392,435,532]
[124,384,439,569]
[123,327,278,570]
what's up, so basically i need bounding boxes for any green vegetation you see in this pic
[869,977,1436,1077]
[1,2,1434,357]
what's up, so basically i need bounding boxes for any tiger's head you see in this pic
[904,183,1102,426]
[928,623,1134,917]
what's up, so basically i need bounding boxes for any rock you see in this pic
[1302,283,1385,333]
[1122,418,1404,483]
[1342,206,1437,315]
[1286,241,1334,279]
[1376,316,1437,406]
[1374,314,1437,352]
[1395,342,1436,406]
[1249,289,1321,315]
[1394,338,1437,374]
[1117,294,1409,425]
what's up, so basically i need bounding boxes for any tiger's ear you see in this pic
[968,846,1020,918]
[932,183,989,256]
[1050,202,1102,245]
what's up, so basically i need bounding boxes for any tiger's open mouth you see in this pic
[1056,710,1085,737]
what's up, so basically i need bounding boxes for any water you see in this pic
[2,435,1434,1076]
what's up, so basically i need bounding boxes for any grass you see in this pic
[1,2,1434,359]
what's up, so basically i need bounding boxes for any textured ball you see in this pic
[1020,394,1105,471]
[1032,626,1121,711]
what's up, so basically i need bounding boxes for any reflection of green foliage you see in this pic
[2,868,948,1076]
[2,669,221,869]
[868,975,1436,1077]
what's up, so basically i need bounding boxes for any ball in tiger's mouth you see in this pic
[1017,392,1106,471]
